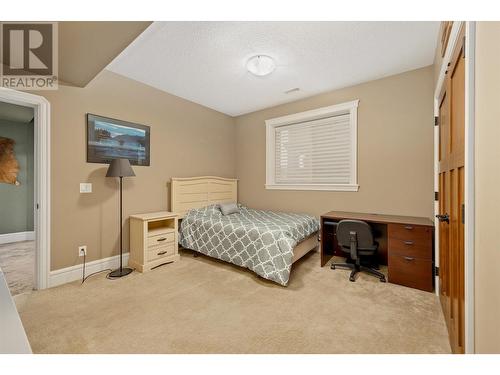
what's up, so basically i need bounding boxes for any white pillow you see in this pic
[219,202,240,215]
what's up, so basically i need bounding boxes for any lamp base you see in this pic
[108,267,133,278]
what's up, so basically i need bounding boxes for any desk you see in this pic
[320,211,434,292]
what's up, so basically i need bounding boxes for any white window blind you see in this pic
[266,100,359,191]
[275,114,351,185]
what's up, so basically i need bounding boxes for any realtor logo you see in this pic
[1,22,58,90]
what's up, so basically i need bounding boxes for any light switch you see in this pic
[80,183,92,193]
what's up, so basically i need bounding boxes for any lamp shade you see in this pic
[105,158,136,178]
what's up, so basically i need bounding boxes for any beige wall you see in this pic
[58,22,152,87]
[37,70,235,270]
[234,66,435,219]
[36,62,435,274]
[474,21,500,353]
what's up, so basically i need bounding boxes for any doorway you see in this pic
[0,88,51,292]
[0,102,35,295]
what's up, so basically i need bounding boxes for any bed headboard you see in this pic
[170,176,238,218]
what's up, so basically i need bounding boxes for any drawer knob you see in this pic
[157,237,167,242]
[404,256,415,261]
[403,240,414,245]
[404,226,414,230]
[157,251,168,255]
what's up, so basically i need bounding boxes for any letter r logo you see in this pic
[1,23,53,76]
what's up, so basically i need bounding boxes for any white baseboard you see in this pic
[0,231,35,245]
[48,253,129,288]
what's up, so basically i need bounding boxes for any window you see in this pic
[265,100,359,191]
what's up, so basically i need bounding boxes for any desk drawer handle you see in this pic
[404,226,414,230]
[403,240,414,245]
[157,250,168,256]
[404,256,415,261]
[156,237,167,242]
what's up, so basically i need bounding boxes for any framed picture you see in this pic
[86,113,150,166]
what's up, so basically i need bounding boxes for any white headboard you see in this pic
[170,176,238,218]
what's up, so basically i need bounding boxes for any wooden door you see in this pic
[437,26,465,354]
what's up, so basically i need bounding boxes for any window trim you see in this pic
[265,99,359,192]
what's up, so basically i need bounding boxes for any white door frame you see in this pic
[0,87,50,290]
[433,21,475,354]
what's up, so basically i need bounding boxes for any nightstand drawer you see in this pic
[147,244,175,262]
[147,232,175,247]
[388,254,433,292]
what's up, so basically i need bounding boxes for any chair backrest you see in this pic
[336,220,374,249]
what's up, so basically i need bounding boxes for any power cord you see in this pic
[81,252,112,284]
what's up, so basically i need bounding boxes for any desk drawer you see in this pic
[147,232,175,248]
[147,244,175,262]
[388,224,432,245]
[389,238,432,259]
[388,254,433,292]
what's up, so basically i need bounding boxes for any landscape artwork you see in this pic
[86,114,150,166]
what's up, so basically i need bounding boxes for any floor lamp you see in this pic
[106,158,135,278]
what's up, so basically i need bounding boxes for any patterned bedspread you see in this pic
[179,205,319,286]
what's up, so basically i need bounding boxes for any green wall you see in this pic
[0,119,34,235]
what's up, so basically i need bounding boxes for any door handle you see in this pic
[435,214,450,223]
[404,256,415,261]
[403,240,414,245]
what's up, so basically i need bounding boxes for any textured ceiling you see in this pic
[108,22,439,116]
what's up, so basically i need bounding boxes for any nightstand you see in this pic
[129,211,179,272]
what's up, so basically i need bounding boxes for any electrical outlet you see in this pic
[78,245,87,257]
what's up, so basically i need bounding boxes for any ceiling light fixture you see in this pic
[246,55,276,77]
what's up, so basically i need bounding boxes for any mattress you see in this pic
[179,205,319,285]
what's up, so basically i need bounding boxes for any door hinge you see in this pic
[461,204,465,224]
[434,266,439,276]
[36,203,39,209]
[462,36,466,58]
[434,192,439,201]
[434,116,439,126]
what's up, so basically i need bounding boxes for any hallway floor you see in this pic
[0,240,35,295]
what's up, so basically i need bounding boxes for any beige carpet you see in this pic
[0,240,35,296]
[16,249,451,354]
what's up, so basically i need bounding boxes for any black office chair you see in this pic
[330,220,386,282]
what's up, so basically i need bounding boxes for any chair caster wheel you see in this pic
[349,276,356,282]
[380,277,386,283]
[331,265,336,270]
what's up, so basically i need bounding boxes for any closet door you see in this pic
[437,25,465,354]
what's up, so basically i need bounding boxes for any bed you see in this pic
[170,176,319,285]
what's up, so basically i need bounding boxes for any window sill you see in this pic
[265,184,359,192]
